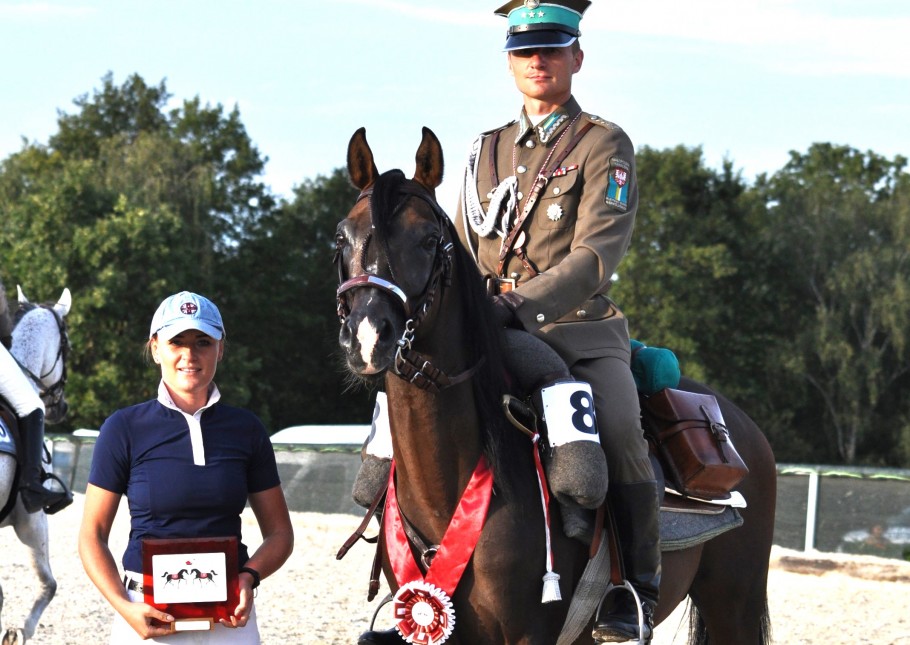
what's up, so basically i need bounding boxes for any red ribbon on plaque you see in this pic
[384,456,493,645]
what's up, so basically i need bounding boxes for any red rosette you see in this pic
[393,580,456,645]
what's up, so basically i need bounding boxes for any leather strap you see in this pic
[336,475,389,601]
[336,480,388,561]
[496,121,596,277]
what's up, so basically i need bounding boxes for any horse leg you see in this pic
[686,527,772,644]
[9,505,56,641]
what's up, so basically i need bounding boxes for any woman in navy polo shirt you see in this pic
[78,291,294,643]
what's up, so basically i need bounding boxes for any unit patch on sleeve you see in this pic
[604,157,631,211]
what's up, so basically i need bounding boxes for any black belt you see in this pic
[123,575,144,593]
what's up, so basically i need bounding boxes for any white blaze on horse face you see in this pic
[357,313,382,374]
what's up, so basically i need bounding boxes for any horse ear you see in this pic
[347,127,379,191]
[413,127,444,192]
[54,288,72,318]
[17,285,28,305]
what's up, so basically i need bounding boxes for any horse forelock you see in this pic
[368,169,408,245]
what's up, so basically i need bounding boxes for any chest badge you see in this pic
[547,203,563,222]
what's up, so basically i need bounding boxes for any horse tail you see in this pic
[0,279,12,349]
[686,605,708,645]
[686,598,772,645]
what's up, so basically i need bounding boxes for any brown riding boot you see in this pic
[18,409,73,514]
[593,480,661,644]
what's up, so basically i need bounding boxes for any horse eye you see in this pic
[422,236,440,252]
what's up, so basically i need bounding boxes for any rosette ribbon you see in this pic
[384,456,493,645]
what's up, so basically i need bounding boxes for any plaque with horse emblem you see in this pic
[142,536,239,631]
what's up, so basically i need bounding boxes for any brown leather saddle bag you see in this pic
[640,388,748,499]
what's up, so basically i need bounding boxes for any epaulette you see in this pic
[478,121,516,138]
[585,113,621,131]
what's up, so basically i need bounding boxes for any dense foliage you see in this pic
[1,74,907,466]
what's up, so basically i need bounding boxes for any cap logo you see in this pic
[524,0,540,8]
[180,302,198,315]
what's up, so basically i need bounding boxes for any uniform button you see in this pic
[577,309,587,318]
[517,165,528,174]
[536,313,545,323]
[553,187,561,195]
[525,140,536,149]
[517,192,524,200]
[487,192,493,199]
[510,272,520,279]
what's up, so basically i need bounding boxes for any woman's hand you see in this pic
[119,602,175,638]
[221,579,255,628]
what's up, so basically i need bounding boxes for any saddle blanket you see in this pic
[0,414,16,457]
[659,503,743,552]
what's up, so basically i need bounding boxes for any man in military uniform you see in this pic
[456,1,661,641]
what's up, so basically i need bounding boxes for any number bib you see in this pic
[540,381,600,447]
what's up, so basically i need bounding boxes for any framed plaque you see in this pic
[142,536,239,630]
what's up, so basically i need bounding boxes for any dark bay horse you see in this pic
[335,127,775,645]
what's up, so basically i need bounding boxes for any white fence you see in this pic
[49,430,910,560]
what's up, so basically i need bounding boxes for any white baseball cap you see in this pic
[149,291,224,341]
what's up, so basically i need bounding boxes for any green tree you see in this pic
[615,146,769,401]
[755,144,910,464]
[222,169,372,429]
[0,73,271,430]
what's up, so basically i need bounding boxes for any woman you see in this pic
[78,291,294,643]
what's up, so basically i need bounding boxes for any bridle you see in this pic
[335,181,483,393]
[14,303,70,412]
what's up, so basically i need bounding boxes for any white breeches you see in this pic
[0,344,43,416]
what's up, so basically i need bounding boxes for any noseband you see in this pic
[335,182,483,392]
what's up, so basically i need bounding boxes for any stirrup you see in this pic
[21,471,73,515]
[592,580,652,644]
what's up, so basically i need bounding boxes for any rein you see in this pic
[335,183,483,393]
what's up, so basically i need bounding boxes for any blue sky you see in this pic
[1,0,907,213]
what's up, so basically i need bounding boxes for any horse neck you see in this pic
[384,286,486,534]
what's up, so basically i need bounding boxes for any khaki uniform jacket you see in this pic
[457,96,637,366]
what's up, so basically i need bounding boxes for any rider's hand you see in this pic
[491,292,523,329]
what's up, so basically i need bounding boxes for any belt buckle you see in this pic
[497,277,517,293]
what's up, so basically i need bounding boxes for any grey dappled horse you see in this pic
[0,286,71,644]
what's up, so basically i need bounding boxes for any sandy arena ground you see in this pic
[1,494,908,644]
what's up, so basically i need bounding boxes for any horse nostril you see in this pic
[377,319,395,344]
[339,318,357,350]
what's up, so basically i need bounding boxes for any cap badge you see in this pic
[547,203,563,221]
[180,302,198,315]
[524,0,540,8]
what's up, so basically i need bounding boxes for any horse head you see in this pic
[335,127,454,381]
[12,286,72,424]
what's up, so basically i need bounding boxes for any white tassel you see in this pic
[541,571,562,603]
